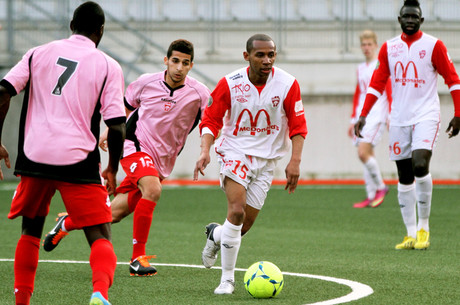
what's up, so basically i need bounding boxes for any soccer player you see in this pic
[0,2,126,305]
[194,34,307,294]
[348,30,392,208]
[44,39,211,276]
[355,0,460,250]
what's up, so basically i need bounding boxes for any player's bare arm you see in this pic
[194,133,215,180]
[0,85,12,180]
[285,134,304,194]
[446,116,460,138]
[103,122,126,195]
[354,116,367,138]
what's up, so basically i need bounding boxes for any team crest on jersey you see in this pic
[419,50,426,59]
[162,97,177,112]
[207,96,213,107]
[271,96,280,107]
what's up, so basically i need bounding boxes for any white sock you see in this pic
[363,166,377,199]
[212,225,222,244]
[220,219,242,283]
[415,174,432,232]
[398,183,417,238]
[364,157,385,191]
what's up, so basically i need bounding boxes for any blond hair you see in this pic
[359,30,377,44]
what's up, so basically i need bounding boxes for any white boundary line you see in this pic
[0,258,373,304]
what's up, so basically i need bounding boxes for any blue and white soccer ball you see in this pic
[243,261,284,298]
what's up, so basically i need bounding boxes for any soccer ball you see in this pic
[243,261,284,298]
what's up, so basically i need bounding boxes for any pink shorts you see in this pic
[8,176,111,228]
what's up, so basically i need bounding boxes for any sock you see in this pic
[62,215,79,231]
[363,166,376,199]
[132,198,156,260]
[364,157,385,191]
[220,219,242,283]
[14,235,40,305]
[90,239,117,300]
[212,225,223,244]
[127,190,142,213]
[398,183,417,238]
[415,174,432,232]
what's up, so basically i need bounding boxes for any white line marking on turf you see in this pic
[0,258,373,304]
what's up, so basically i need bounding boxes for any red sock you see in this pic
[14,235,40,305]
[132,198,156,260]
[63,215,80,231]
[127,189,142,213]
[90,239,117,300]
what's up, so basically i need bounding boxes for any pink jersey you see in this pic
[2,34,125,183]
[351,59,391,124]
[123,71,210,179]
[362,31,460,126]
[200,67,307,160]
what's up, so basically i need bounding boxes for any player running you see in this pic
[43,39,210,276]
[194,34,307,294]
[348,30,392,208]
[0,2,126,304]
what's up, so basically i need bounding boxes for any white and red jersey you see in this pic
[351,59,391,124]
[1,34,125,183]
[124,71,210,179]
[200,66,307,160]
[361,31,460,126]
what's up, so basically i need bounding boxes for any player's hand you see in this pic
[102,167,117,195]
[347,123,355,138]
[354,116,366,138]
[193,153,210,180]
[0,144,11,180]
[285,160,300,194]
[446,116,460,138]
[99,128,109,152]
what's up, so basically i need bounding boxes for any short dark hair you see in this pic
[167,39,194,62]
[400,0,422,16]
[246,34,275,53]
[72,1,105,35]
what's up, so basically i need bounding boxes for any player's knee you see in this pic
[413,161,429,177]
[141,184,162,203]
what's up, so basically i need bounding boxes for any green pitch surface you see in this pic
[0,183,459,304]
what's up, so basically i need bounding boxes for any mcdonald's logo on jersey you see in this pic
[394,61,425,88]
[233,108,279,136]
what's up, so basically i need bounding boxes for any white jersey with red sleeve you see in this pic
[1,34,126,183]
[200,66,307,160]
[363,31,460,126]
[351,59,390,125]
[124,71,210,179]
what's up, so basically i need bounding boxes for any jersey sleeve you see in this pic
[2,47,38,95]
[361,43,391,117]
[124,74,146,110]
[432,40,460,115]
[283,79,307,139]
[199,77,231,137]
[351,81,360,120]
[100,56,126,125]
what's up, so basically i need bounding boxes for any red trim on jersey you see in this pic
[401,30,423,49]
[283,79,308,138]
[451,90,460,116]
[200,77,231,137]
[385,77,393,112]
[351,82,360,119]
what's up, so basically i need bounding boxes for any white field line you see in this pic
[0,258,373,304]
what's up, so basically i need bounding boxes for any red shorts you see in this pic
[8,176,112,228]
[116,151,159,195]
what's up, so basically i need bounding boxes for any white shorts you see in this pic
[389,121,440,161]
[354,121,386,146]
[218,153,276,210]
